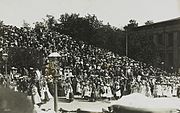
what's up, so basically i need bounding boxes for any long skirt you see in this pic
[156,85,163,96]
[116,90,121,97]
[66,90,74,99]
[84,90,91,97]
[172,86,177,96]
[145,87,151,97]
[76,84,82,94]
[166,87,172,97]
[106,87,113,98]
[46,87,53,99]
[66,90,74,102]
[33,93,41,104]
[41,89,45,100]
[131,86,138,94]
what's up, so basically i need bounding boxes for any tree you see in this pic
[22,20,30,29]
[145,20,154,25]
[45,15,58,30]
[57,13,100,44]
[0,20,3,26]
[56,13,125,54]
[124,19,138,30]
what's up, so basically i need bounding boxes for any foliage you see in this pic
[145,20,154,25]
[55,13,125,54]
[124,19,138,30]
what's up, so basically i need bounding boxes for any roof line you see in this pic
[138,17,180,28]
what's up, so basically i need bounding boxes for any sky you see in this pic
[0,0,180,28]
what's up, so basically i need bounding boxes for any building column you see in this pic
[173,32,178,72]
[153,34,158,67]
[164,32,168,71]
[153,34,158,46]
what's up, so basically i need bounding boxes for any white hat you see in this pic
[12,67,17,70]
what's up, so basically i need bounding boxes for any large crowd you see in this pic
[0,24,180,108]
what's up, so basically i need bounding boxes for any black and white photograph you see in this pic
[0,0,180,113]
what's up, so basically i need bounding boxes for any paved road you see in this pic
[40,96,113,112]
[39,95,180,113]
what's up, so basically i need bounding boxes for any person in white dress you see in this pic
[138,82,143,94]
[131,81,138,94]
[101,85,107,98]
[145,82,151,97]
[40,80,53,102]
[166,84,172,97]
[172,84,177,97]
[40,86,46,101]
[115,83,121,99]
[76,81,82,96]
[156,84,163,97]
[141,80,147,96]
[83,84,91,99]
[106,84,113,100]
[45,81,53,99]
[32,84,42,105]
[66,83,74,102]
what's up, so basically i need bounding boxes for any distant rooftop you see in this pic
[154,17,180,24]
[136,17,180,29]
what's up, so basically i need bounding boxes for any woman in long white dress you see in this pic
[83,84,91,99]
[106,84,113,100]
[101,85,107,98]
[32,84,41,105]
[115,83,121,99]
[145,82,151,97]
[165,85,172,97]
[172,84,177,97]
[45,82,53,99]
[156,84,163,97]
[76,81,82,95]
[66,83,74,102]
[40,86,46,101]
[141,80,147,95]
[40,81,53,102]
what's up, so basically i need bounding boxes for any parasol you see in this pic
[108,93,180,113]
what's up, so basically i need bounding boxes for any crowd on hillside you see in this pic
[0,25,180,108]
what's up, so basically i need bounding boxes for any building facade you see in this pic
[132,17,180,72]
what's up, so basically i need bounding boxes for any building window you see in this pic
[159,51,165,62]
[178,32,180,47]
[178,52,180,68]
[167,32,173,47]
[157,33,165,46]
[167,52,174,72]
[168,52,173,66]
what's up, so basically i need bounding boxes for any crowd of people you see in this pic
[0,24,180,108]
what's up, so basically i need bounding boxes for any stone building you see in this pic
[131,17,180,72]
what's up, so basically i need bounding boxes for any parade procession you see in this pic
[0,0,180,113]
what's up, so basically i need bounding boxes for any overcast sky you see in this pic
[0,0,180,28]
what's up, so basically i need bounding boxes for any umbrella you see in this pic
[48,52,61,58]
[90,74,98,77]
[66,74,74,78]
[108,93,180,113]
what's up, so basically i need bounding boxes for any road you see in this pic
[39,95,180,113]
[40,96,113,112]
